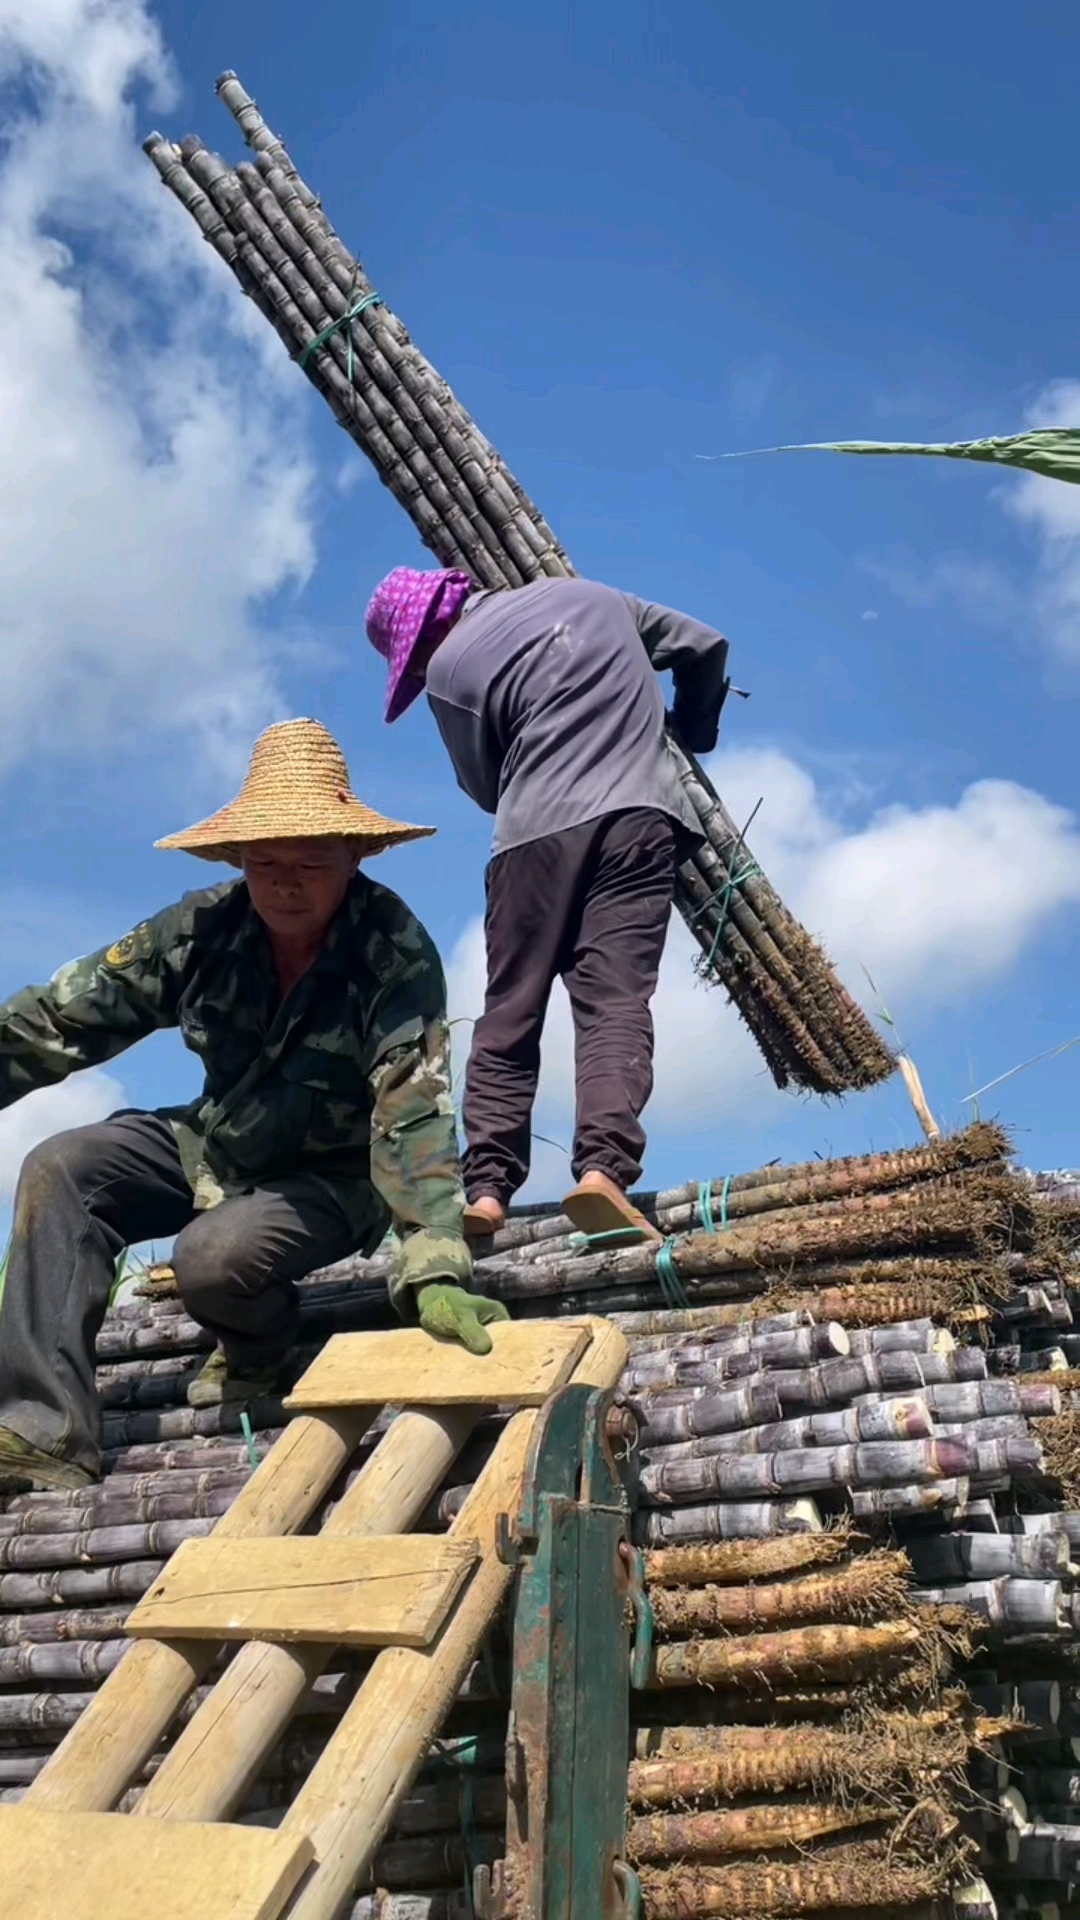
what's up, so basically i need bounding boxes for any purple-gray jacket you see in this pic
[425,576,730,855]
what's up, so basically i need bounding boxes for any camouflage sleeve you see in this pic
[0,907,186,1110]
[366,933,472,1318]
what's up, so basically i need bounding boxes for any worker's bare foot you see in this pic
[463,1195,506,1239]
[562,1170,663,1246]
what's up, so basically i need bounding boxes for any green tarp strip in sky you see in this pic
[704,427,1080,485]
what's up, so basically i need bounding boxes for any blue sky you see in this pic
[3,0,1080,1232]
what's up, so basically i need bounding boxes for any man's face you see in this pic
[241,839,358,943]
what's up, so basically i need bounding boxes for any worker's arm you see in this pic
[627,595,731,755]
[0,908,186,1110]
[368,990,510,1352]
[367,927,506,1350]
[427,695,503,816]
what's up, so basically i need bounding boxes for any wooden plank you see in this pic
[285,1320,591,1410]
[25,1407,375,1814]
[282,1318,628,1920]
[0,1806,312,1920]
[126,1535,480,1645]
[136,1406,479,1823]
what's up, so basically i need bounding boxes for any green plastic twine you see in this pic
[688,796,764,971]
[696,1173,732,1234]
[569,1226,644,1251]
[239,1410,259,1473]
[654,1237,690,1310]
[695,1180,715,1235]
[700,858,762,968]
[299,289,384,382]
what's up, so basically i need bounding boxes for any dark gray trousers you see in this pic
[462,808,677,1205]
[0,1110,358,1473]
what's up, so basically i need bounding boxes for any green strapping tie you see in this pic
[571,1227,642,1250]
[697,1174,732,1234]
[654,1236,690,1310]
[696,1180,715,1235]
[700,858,762,968]
[299,289,384,381]
[239,1410,259,1473]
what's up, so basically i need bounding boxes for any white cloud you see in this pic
[868,379,1080,664]
[1001,379,1080,662]
[446,746,1080,1176]
[0,1069,126,1206]
[727,354,780,424]
[0,0,316,787]
[865,550,1020,626]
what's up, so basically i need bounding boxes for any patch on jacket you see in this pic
[104,922,152,969]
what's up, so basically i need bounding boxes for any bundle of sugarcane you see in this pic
[139,73,895,1098]
[615,1529,987,1917]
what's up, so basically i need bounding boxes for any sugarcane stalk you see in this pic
[633,1500,823,1546]
[622,1322,851,1389]
[913,1578,1065,1634]
[0,1559,164,1611]
[639,1396,932,1460]
[637,1435,978,1506]
[626,1797,882,1861]
[643,1529,855,1587]
[646,1619,924,1689]
[0,1641,130,1684]
[0,1481,247,1535]
[0,1518,214,1572]
[0,1606,143,1647]
[635,1824,966,1917]
[628,1711,970,1798]
[651,1555,911,1635]
[850,1480,970,1518]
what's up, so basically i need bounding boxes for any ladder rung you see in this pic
[285,1320,591,1410]
[0,1806,312,1920]
[125,1533,481,1645]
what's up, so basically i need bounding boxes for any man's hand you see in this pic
[416,1282,510,1355]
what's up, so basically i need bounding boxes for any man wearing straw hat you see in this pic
[366,567,732,1246]
[0,719,506,1493]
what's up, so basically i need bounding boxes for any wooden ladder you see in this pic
[1,1315,626,1920]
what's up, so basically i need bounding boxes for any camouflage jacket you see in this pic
[0,875,471,1311]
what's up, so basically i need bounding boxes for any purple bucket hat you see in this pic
[365,566,475,722]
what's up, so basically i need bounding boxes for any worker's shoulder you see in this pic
[129,879,247,962]
[346,874,442,980]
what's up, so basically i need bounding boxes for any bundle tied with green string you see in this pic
[142,73,898,1099]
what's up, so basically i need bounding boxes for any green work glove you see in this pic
[416,1283,510,1356]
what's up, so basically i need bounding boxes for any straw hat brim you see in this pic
[155,798,435,868]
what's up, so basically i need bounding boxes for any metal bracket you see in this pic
[485,1382,637,1920]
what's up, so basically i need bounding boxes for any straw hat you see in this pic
[154,719,435,867]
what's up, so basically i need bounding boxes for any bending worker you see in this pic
[366,569,732,1243]
[0,719,506,1493]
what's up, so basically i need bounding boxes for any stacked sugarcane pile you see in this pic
[5,1124,1080,1916]
[139,73,895,1098]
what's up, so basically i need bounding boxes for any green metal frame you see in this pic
[474,1384,641,1920]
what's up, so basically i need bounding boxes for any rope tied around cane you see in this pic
[299,285,384,381]
[687,796,765,969]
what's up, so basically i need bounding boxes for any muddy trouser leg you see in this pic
[562,809,677,1190]
[171,1175,360,1371]
[461,828,594,1208]
[0,1111,197,1474]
